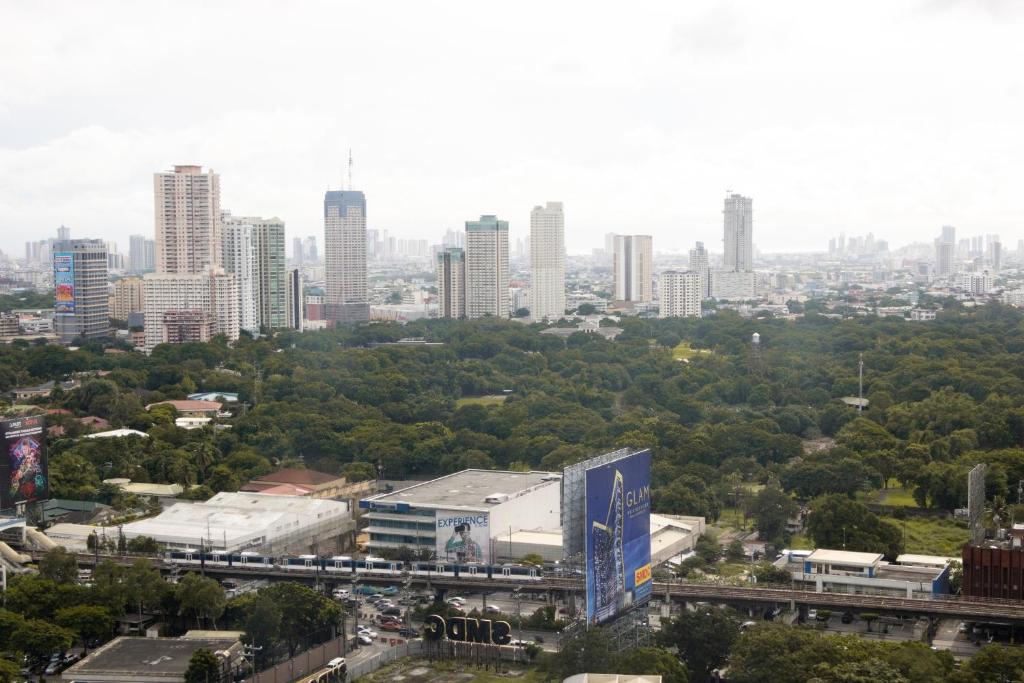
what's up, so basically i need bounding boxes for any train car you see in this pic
[323,555,356,574]
[204,552,232,567]
[167,549,203,566]
[454,563,491,579]
[358,557,402,575]
[285,554,322,571]
[500,564,542,581]
[229,551,274,568]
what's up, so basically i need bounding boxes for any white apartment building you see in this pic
[323,190,368,323]
[465,215,509,319]
[436,247,466,318]
[143,270,240,351]
[723,193,753,272]
[612,235,653,303]
[659,271,702,318]
[220,221,260,336]
[711,270,756,301]
[529,202,566,320]
[154,165,221,275]
[959,271,994,296]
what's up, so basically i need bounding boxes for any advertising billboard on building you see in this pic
[0,415,48,511]
[585,449,652,625]
[54,252,75,314]
[435,509,490,564]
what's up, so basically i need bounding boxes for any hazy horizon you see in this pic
[2,0,1023,258]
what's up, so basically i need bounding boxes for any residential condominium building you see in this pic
[436,247,466,318]
[111,276,145,322]
[612,234,653,303]
[220,220,260,336]
[723,193,753,272]
[465,215,509,319]
[142,270,239,352]
[323,190,369,323]
[529,202,566,320]
[689,241,710,298]
[53,239,110,343]
[222,212,288,331]
[285,268,304,330]
[128,234,155,273]
[659,271,702,318]
[154,165,221,274]
[710,270,756,301]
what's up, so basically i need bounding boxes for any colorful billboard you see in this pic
[54,252,75,314]
[0,415,48,511]
[585,449,652,625]
[435,509,490,564]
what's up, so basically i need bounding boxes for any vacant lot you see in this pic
[361,659,544,683]
[671,341,712,361]
[455,395,508,407]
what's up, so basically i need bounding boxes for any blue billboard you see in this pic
[585,449,652,625]
[54,252,75,314]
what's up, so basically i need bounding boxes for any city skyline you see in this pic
[3,2,1024,257]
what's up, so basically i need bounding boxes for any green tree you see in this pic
[953,643,1024,683]
[520,553,545,567]
[808,658,908,683]
[749,482,798,546]
[241,594,282,666]
[11,619,75,662]
[0,659,20,683]
[55,605,113,653]
[126,535,160,553]
[806,494,902,559]
[176,573,226,628]
[260,582,341,657]
[38,546,80,584]
[184,648,222,683]
[659,606,739,683]
[124,558,168,618]
[617,647,690,683]
[543,627,616,679]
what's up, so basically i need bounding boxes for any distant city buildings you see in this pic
[689,241,710,298]
[723,193,753,272]
[436,247,466,319]
[612,234,653,303]
[129,234,155,273]
[659,271,701,318]
[111,276,144,322]
[323,189,369,323]
[465,215,509,319]
[142,270,239,351]
[529,202,566,320]
[220,219,260,336]
[53,239,109,343]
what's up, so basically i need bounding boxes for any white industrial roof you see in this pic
[364,469,560,510]
[121,492,348,549]
[896,553,955,568]
[84,428,149,439]
[806,549,883,567]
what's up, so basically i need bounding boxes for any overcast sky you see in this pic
[1,0,1022,257]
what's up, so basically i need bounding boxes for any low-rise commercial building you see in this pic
[62,634,242,683]
[241,467,375,500]
[776,548,951,598]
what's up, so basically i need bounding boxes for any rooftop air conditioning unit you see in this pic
[484,493,509,504]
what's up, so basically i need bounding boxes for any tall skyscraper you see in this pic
[436,247,466,319]
[220,220,260,336]
[53,239,109,343]
[936,226,955,277]
[529,202,566,320]
[129,234,148,273]
[154,165,221,274]
[689,241,710,298]
[292,237,304,263]
[659,271,702,318]
[323,190,369,322]
[225,213,287,330]
[992,241,1002,273]
[723,193,753,272]
[57,225,70,242]
[286,268,304,331]
[941,225,957,245]
[465,215,509,319]
[612,235,653,303]
[303,236,318,263]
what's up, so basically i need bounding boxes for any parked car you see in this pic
[841,612,854,624]
[380,586,399,595]
[382,607,402,616]
[357,633,374,646]
[484,605,501,614]
[807,609,818,621]
[447,596,465,605]
[399,628,418,638]
[380,622,402,632]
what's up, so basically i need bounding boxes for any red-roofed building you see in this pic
[241,468,376,501]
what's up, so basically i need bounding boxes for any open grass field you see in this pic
[455,395,508,408]
[671,341,712,361]
[892,516,969,557]
[861,486,919,508]
[361,659,544,683]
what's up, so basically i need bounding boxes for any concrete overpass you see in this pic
[36,551,1024,624]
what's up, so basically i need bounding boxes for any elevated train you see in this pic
[164,550,543,581]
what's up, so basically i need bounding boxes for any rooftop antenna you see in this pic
[347,148,353,191]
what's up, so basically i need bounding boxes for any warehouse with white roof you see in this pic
[121,492,353,555]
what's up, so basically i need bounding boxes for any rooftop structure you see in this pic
[121,491,351,554]
[85,428,150,439]
[241,467,373,500]
[146,399,222,417]
[63,635,240,683]
[777,548,950,598]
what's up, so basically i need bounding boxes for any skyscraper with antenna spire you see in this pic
[323,151,368,323]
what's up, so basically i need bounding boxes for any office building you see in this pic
[57,225,71,242]
[659,271,702,318]
[465,215,509,318]
[689,241,710,298]
[529,202,566,320]
[153,165,221,274]
[360,469,561,559]
[612,234,653,303]
[111,276,145,322]
[936,242,954,277]
[220,220,260,335]
[142,270,239,352]
[992,241,1002,273]
[723,193,753,272]
[53,239,110,343]
[323,190,369,323]
[436,247,466,319]
[292,237,304,263]
[303,236,318,263]
[286,268,303,330]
